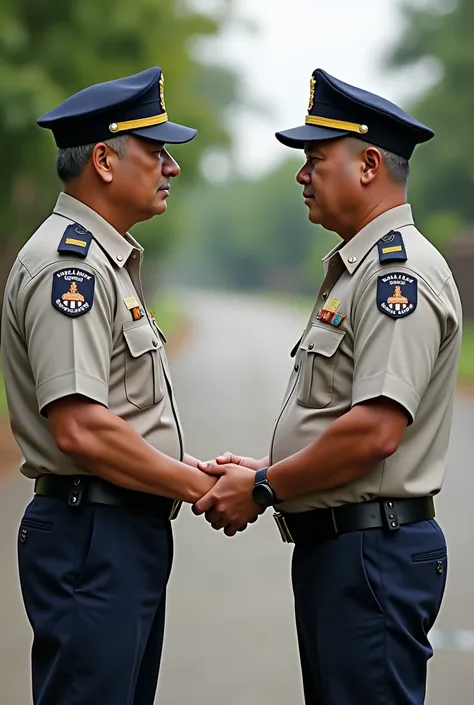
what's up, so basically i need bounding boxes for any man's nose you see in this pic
[296,166,311,184]
[163,151,181,177]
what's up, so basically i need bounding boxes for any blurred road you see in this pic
[0,289,473,704]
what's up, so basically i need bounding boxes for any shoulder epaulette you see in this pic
[57,223,93,258]
[377,230,407,264]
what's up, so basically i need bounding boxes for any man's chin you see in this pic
[151,198,168,216]
[307,207,322,225]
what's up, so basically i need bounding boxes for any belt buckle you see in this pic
[168,500,182,520]
[273,512,294,543]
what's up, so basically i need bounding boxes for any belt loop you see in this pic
[168,500,182,520]
[68,476,85,507]
[382,499,400,531]
[330,508,339,536]
[273,512,294,543]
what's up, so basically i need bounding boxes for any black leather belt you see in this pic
[34,474,182,520]
[273,496,435,546]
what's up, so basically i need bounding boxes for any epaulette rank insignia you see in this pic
[57,224,93,258]
[377,230,407,264]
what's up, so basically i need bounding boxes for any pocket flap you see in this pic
[300,325,345,357]
[123,321,162,358]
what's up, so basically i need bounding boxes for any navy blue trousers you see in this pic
[292,520,447,705]
[18,495,173,705]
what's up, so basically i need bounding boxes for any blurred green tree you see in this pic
[386,0,474,252]
[0,0,240,310]
[170,157,339,295]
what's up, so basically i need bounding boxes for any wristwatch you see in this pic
[252,467,280,508]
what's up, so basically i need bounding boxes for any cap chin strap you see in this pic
[109,113,168,134]
[305,115,368,135]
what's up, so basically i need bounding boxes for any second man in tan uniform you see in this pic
[194,69,462,705]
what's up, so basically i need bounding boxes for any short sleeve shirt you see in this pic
[270,204,462,512]
[1,193,183,478]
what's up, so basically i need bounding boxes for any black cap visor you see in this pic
[275,123,350,149]
[132,120,197,145]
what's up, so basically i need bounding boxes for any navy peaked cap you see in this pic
[37,67,197,148]
[275,68,434,159]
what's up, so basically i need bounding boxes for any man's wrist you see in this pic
[252,466,281,508]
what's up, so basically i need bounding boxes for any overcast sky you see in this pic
[192,0,436,177]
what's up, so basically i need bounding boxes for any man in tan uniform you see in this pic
[1,67,217,705]
[194,69,462,704]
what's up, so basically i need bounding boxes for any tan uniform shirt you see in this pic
[270,204,462,512]
[1,193,183,479]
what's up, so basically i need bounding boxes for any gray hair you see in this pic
[379,148,410,187]
[56,135,129,182]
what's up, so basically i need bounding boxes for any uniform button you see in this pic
[348,256,357,264]
[308,343,314,350]
[294,364,299,372]
[321,292,328,300]
[436,560,444,576]
[132,253,137,259]
[152,339,158,347]
[19,528,28,544]
[116,255,123,262]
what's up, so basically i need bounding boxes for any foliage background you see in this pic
[1,0,473,308]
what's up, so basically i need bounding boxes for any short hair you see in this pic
[379,147,410,187]
[56,135,128,182]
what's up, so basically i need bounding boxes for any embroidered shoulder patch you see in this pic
[377,230,407,264]
[377,272,417,319]
[51,268,95,317]
[57,224,93,258]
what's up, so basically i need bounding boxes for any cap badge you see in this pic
[159,74,166,111]
[308,77,316,113]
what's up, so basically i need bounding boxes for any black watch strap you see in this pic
[255,467,269,484]
[253,466,280,505]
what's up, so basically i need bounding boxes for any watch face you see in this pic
[253,483,274,508]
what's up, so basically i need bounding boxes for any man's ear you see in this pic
[360,146,383,186]
[90,143,115,183]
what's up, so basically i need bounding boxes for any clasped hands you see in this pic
[192,453,267,537]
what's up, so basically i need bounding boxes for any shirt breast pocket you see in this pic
[296,325,345,409]
[122,320,166,409]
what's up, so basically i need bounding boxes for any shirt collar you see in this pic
[323,204,414,275]
[53,192,143,267]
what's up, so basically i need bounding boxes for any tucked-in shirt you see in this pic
[270,204,462,512]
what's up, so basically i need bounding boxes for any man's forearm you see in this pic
[183,453,200,468]
[267,405,401,501]
[54,405,215,503]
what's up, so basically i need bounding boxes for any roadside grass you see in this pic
[149,290,187,339]
[0,371,6,418]
[459,322,474,384]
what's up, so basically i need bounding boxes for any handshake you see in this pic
[191,452,270,537]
